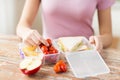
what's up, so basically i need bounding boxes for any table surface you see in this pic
[0,35,120,80]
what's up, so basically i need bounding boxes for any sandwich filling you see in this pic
[57,37,84,52]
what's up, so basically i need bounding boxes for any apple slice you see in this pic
[23,50,39,56]
[22,46,38,56]
[23,45,37,51]
[19,57,42,75]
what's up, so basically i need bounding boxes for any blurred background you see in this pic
[0,0,42,35]
[0,0,120,37]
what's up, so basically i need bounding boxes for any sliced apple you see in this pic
[23,45,37,51]
[19,57,42,75]
[23,49,39,56]
[22,46,39,56]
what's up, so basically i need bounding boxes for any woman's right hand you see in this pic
[22,29,49,46]
[16,0,42,46]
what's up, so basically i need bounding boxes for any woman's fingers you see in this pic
[23,29,48,46]
[94,36,103,53]
[89,36,95,44]
[33,30,49,46]
[89,36,103,53]
[31,34,41,45]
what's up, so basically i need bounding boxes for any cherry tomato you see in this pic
[53,60,67,73]
[49,46,55,51]
[43,51,49,54]
[60,64,67,72]
[49,46,58,53]
[56,60,64,65]
[41,46,48,53]
[54,64,61,73]
[53,49,58,53]
[46,39,52,46]
[39,38,58,55]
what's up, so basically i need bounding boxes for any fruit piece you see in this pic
[46,39,52,46]
[22,45,38,56]
[41,46,48,53]
[49,46,55,51]
[54,64,61,73]
[52,49,58,53]
[23,48,38,56]
[39,38,58,54]
[19,57,42,75]
[60,63,67,72]
[39,38,59,64]
[53,60,67,73]
[23,46,37,51]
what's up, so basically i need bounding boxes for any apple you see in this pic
[22,49,39,56]
[22,46,38,56]
[24,45,37,51]
[19,57,42,75]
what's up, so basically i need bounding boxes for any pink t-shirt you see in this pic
[41,0,115,39]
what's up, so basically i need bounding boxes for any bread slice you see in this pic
[77,44,89,51]
[57,36,84,52]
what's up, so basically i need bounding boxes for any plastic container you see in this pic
[52,37,95,53]
[19,43,60,65]
[53,37,110,78]
[52,37,95,61]
[42,52,60,64]
[65,50,110,78]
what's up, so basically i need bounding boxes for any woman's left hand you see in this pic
[89,36,103,53]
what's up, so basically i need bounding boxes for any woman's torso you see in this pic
[40,0,114,39]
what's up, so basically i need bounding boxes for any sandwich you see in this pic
[57,36,89,52]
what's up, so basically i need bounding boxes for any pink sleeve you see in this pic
[97,0,115,10]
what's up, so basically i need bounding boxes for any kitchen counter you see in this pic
[0,35,120,80]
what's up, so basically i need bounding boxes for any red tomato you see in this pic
[60,64,67,72]
[49,46,55,51]
[44,51,49,54]
[53,49,58,53]
[54,64,61,73]
[51,50,57,54]
[49,46,58,53]
[49,51,54,54]
[39,38,58,54]
[56,60,64,65]
[46,39,52,46]
[53,60,67,73]
[41,46,48,53]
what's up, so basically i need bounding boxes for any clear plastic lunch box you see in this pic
[53,37,110,78]
[19,43,60,65]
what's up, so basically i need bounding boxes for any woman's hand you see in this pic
[22,29,49,46]
[16,0,42,46]
[89,36,103,53]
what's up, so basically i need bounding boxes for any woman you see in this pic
[16,0,115,53]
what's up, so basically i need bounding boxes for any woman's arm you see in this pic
[98,8,112,48]
[16,0,48,46]
[17,0,40,29]
[89,8,113,53]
